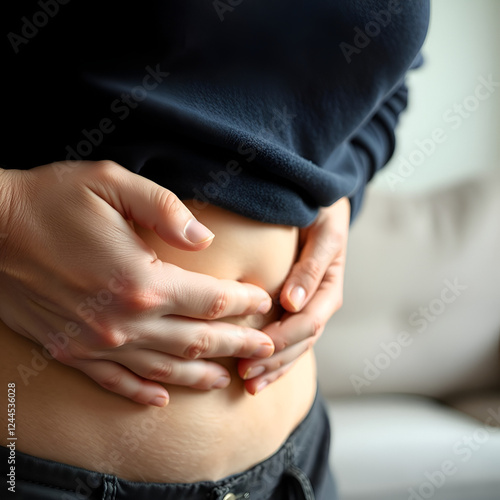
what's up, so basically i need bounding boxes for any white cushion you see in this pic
[325,394,500,500]
[316,170,500,399]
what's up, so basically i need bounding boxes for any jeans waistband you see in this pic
[1,389,333,500]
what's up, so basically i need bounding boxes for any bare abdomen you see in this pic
[0,202,317,482]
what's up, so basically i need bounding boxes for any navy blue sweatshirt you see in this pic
[2,1,429,226]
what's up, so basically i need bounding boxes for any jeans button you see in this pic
[223,493,250,500]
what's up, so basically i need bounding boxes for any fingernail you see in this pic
[150,395,168,407]
[184,218,215,244]
[289,285,306,311]
[255,380,269,394]
[212,375,230,389]
[252,343,274,358]
[257,299,272,314]
[243,365,266,380]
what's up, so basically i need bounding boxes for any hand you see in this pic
[0,161,274,406]
[238,197,350,394]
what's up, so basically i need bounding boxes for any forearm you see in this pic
[0,168,10,228]
[0,168,15,257]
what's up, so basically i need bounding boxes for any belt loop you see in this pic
[285,464,316,500]
[101,475,117,500]
[211,485,232,500]
[285,441,295,467]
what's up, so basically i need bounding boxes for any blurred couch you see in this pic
[315,169,500,500]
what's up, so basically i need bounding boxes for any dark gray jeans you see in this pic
[1,390,337,500]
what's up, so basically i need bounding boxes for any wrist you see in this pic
[321,196,351,234]
[0,168,12,234]
[335,196,351,219]
[0,168,27,237]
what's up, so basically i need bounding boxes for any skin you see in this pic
[0,178,349,481]
[239,195,350,393]
[0,160,349,404]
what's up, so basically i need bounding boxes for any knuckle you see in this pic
[300,257,323,282]
[310,316,323,338]
[99,371,124,391]
[146,362,174,381]
[206,290,228,319]
[184,332,212,359]
[92,159,121,174]
[194,371,214,390]
[97,327,128,349]
[121,288,159,312]
[48,347,71,364]
[270,331,288,351]
[89,160,122,181]
[271,357,286,371]
[155,189,181,219]
[276,338,289,351]
[313,233,340,261]
[65,339,98,362]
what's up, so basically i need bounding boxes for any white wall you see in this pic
[316,0,500,400]
[371,0,500,194]
[315,6,500,498]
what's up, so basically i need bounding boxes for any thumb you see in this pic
[280,198,350,312]
[88,161,215,251]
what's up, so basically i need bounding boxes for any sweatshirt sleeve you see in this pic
[346,52,424,222]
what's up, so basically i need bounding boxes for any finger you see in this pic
[84,160,215,250]
[75,359,170,407]
[239,336,314,395]
[110,349,233,390]
[244,360,298,395]
[268,265,343,351]
[280,226,343,313]
[135,316,274,360]
[157,264,273,318]
[280,197,350,314]
[260,313,319,353]
[238,338,311,385]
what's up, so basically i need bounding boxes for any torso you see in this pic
[0,201,316,483]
